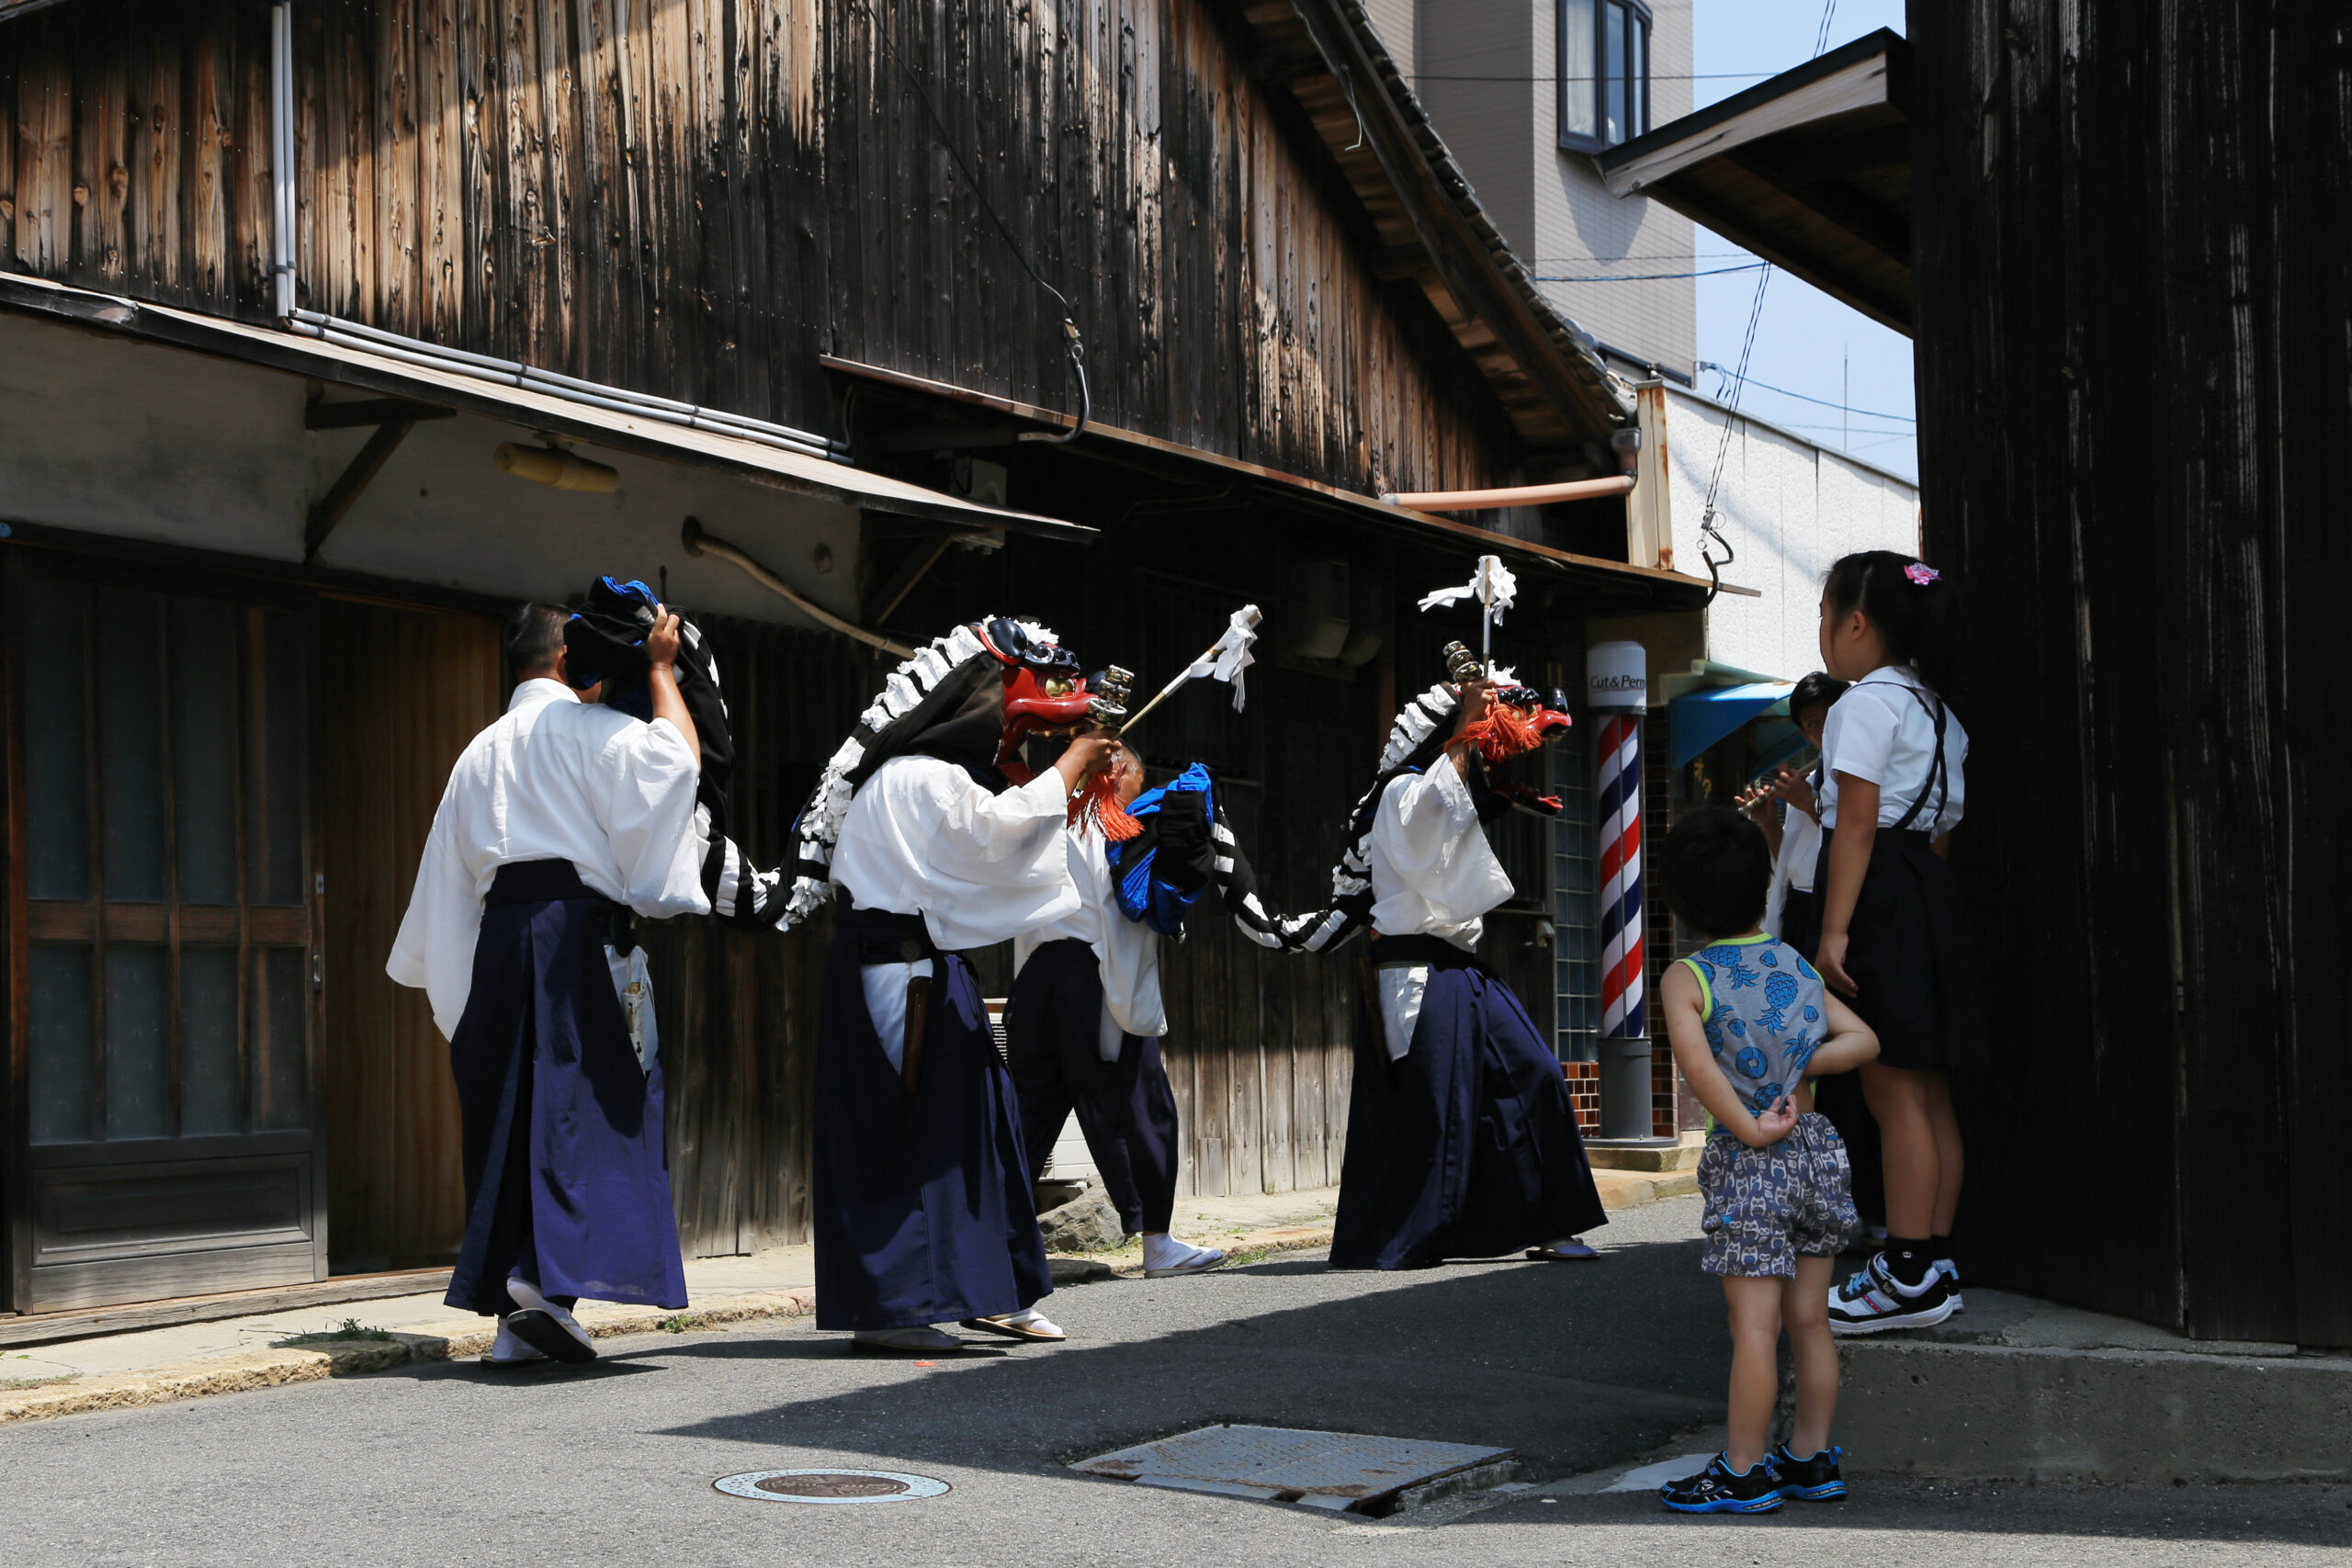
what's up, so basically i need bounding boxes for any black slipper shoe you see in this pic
[504,1308,598,1363]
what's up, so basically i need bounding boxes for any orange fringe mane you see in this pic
[1069,772,1144,840]
[1455,703,1544,763]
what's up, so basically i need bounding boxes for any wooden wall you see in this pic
[317,599,499,1271]
[1910,0,2351,1346]
[0,0,1526,497]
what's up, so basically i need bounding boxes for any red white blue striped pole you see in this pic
[1597,713,1645,1039]
[1587,641,1650,1140]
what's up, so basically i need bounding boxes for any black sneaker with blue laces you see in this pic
[1659,1453,1783,1514]
[1770,1443,1848,1500]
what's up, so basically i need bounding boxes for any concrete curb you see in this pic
[1839,1337,2352,1483]
[1591,1169,1700,1208]
[0,1287,819,1428]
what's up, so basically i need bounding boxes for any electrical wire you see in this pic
[1537,263,1769,282]
[1694,363,1916,422]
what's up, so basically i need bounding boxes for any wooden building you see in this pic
[0,0,1708,1321]
[1602,13,2349,1348]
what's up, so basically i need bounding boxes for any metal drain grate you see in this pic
[1072,1424,1510,1512]
[714,1468,951,1505]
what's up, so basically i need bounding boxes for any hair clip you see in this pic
[1904,562,1940,587]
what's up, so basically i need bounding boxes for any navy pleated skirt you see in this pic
[1331,936,1607,1270]
[1812,829,1988,1072]
[445,860,688,1316]
[812,911,1053,1331]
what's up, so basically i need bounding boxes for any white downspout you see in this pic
[271,4,296,320]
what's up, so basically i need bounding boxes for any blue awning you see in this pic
[1669,682,1793,768]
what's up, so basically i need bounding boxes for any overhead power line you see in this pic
[1694,364,1917,423]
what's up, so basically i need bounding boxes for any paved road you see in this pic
[4,1198,2345,1566]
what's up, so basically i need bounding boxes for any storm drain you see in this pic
[714,1468,951,1505]
[1072,1424,1511,1514]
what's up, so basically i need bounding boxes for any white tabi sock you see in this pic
[995,1306,1063,1336]
[507,1274,594,1352]
[1143,1234,1225,1273]
[486,1320,548,1364]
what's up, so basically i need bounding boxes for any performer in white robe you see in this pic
[780,616,1114,1354]
[1009,745,1228,1278]
[1321,670,1610,1269]
[388,602,706,1364]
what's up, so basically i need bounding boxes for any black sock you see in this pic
[1931,1235,1954,1262]
[1883,1236,1936,1287]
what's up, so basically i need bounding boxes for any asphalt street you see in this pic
[4,1197,2345,1567]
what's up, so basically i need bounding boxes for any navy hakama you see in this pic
[813,908,1054,1331]
[1331,936,1606,1270]
[446,860,688,1316]
[1007,937,1182,1236]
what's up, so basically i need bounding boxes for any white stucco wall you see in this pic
[1662,385,1919,681]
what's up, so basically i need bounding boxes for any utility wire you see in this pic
[1694,363,1916,422]
[1538,263,1769,282]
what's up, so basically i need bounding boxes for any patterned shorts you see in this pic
[1698,1113,1858,1278]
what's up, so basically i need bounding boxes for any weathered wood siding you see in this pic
[0,0,1524,496]
[1911,0,2351,1346]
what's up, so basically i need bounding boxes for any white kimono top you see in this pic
[830,754,1080,1070]
[1364,759,1514,1061]
[386,679,708,1040]
[1014,826,1166,1059]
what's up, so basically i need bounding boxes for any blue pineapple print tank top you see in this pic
[1675,934,1828,1118]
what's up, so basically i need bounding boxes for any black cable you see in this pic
[863,4,1089,444]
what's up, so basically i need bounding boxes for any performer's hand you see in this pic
[645,607,684,671]
[1056,733,1116,792]
[1451,678,1498,733]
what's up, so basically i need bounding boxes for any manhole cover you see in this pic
[1072,1424,1510,1512]
[714,1468,951,1505]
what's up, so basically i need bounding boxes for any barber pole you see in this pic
[1587,642,1651,1140]
[1596,713,1645,1039]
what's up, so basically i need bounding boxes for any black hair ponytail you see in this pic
[1823,551,1961,696]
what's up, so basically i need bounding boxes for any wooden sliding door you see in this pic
[6,557,324,1312]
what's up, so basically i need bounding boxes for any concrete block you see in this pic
[1840,1338,2352,1483]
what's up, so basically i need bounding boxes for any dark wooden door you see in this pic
[6,557,325,1313]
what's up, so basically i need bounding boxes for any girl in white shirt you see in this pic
[1814,551,1986,1335]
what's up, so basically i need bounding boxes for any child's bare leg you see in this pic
[1922,1072,1964,1237]
[1860,1063,1939,1239]
[1782,1256,1839,1456]
[1722,1277,1784,1472]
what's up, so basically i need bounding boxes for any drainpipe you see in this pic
[271,4,297,320]
[1378,474,1635,512]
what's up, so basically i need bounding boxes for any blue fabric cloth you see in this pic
[1008,938,1181,1235]
[1331,937,1606,1269]
[1678,935,1827,1120]
[445,863,688,1315]
[1109,763,1215,936]
[812,932,1054,1331]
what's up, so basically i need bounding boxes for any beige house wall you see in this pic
[1367,0,1699,377]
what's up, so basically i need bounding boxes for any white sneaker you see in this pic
[1143,1235,1227,1278]
[1936,1258,1965,1314]
[852,1325,964,1353]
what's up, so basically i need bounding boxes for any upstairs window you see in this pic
[1560,0,1652,152]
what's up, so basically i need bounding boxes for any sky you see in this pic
[1691,0,1915,479]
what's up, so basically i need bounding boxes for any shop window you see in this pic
[22,583,313,1146]
[1560,0,1652,152]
